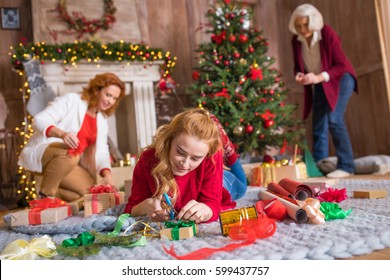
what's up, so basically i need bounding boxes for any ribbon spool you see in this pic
[219,206,258,236]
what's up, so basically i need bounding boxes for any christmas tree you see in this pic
[189,0,303,157]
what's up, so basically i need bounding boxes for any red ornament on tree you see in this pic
[239,34,248,43]
[245,125,254,134]
[263,119,275,129]
[229,35,237,42]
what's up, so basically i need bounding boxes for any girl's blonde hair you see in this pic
[288,4,324,35]
[150,108,222,203]
[81,72,126,117]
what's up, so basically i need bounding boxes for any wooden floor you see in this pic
[1,173,389,260]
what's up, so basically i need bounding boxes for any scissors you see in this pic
[163,193,176,220]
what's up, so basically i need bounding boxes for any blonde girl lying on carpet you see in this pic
[124,108,247,223]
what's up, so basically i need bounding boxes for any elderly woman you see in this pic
[289,4,357,178]
[18,73,126,202]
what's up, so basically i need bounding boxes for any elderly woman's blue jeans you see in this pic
[312,73,355,173]
[223,159,247,200]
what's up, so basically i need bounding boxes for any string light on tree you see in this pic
[189,0,303,155]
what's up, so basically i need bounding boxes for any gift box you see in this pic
[84,185,125,217]
[160,221,198,240]
[353,190,388,199]
[10,198,72,226]
[250,162,308,187]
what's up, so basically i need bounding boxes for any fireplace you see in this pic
[40,61,162,155]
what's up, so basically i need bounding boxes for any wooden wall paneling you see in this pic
[374,0,390,112]
[0,0,32,130]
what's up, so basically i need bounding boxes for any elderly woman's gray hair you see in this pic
[288,4,324,34]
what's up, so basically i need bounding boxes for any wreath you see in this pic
[56,0,116,37]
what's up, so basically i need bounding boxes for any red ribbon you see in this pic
[317,188,348,202]
[163,215,276,260]
[28,197,71,225]
[256,198,287,221]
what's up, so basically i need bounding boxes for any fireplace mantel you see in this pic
[40,61,162,155]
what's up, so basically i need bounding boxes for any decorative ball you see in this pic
[233,125,244,136]
[263,119,275,129]
[281,159,289,166]
[239,34,248,43]
[239,58,247,65]
[263,154,275,164]
[245,125,254,134]
[229,35,237,42]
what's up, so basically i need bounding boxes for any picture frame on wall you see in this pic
[1,7,20,30]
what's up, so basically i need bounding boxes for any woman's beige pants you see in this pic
[40,143,94,201]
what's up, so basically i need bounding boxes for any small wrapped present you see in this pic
[10,198,72,226]
[84,185,125,217]
[160,220,198,240]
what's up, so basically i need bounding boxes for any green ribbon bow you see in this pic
[62,232,95,247]
[320,202,352,221]
[164,220,197,240]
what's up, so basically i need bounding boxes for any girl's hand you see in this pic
[177,200,212,223]
[143,195,169,222]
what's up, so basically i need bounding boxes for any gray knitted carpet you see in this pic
[1,179,390,260]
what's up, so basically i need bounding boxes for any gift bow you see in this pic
[89,184,117,194]
[28,197,71,225]
[297,198,325,224]
[29,197,67,209]
[0,235,56,260]
[164,220,197,240]
[320,202,352,220]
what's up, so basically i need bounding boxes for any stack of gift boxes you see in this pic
[250,160,308,187]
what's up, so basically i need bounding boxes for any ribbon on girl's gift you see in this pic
[317,188,348,203]
[320,202,352,220]
[164,220,197,240]
[0,235,56,260]
[163,215,276,260]
[297,198,325,225]
[89,184,120,213]
[27,197,71,225]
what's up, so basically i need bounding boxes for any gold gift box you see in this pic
[251,162,308,187]
[84,192,125,217]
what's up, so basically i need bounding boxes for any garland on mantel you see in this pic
[56,0,116,37]
[9,40,176,78]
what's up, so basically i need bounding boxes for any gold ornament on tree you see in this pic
[233,125,244,136]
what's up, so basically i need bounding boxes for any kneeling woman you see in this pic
[18,73,126,202]
[124,108,246,223]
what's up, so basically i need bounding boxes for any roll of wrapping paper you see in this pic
[219,206,258,236]
[278,178,314,200]
[258,187,308,223]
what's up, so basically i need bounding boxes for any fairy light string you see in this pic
[8,40,176,202]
